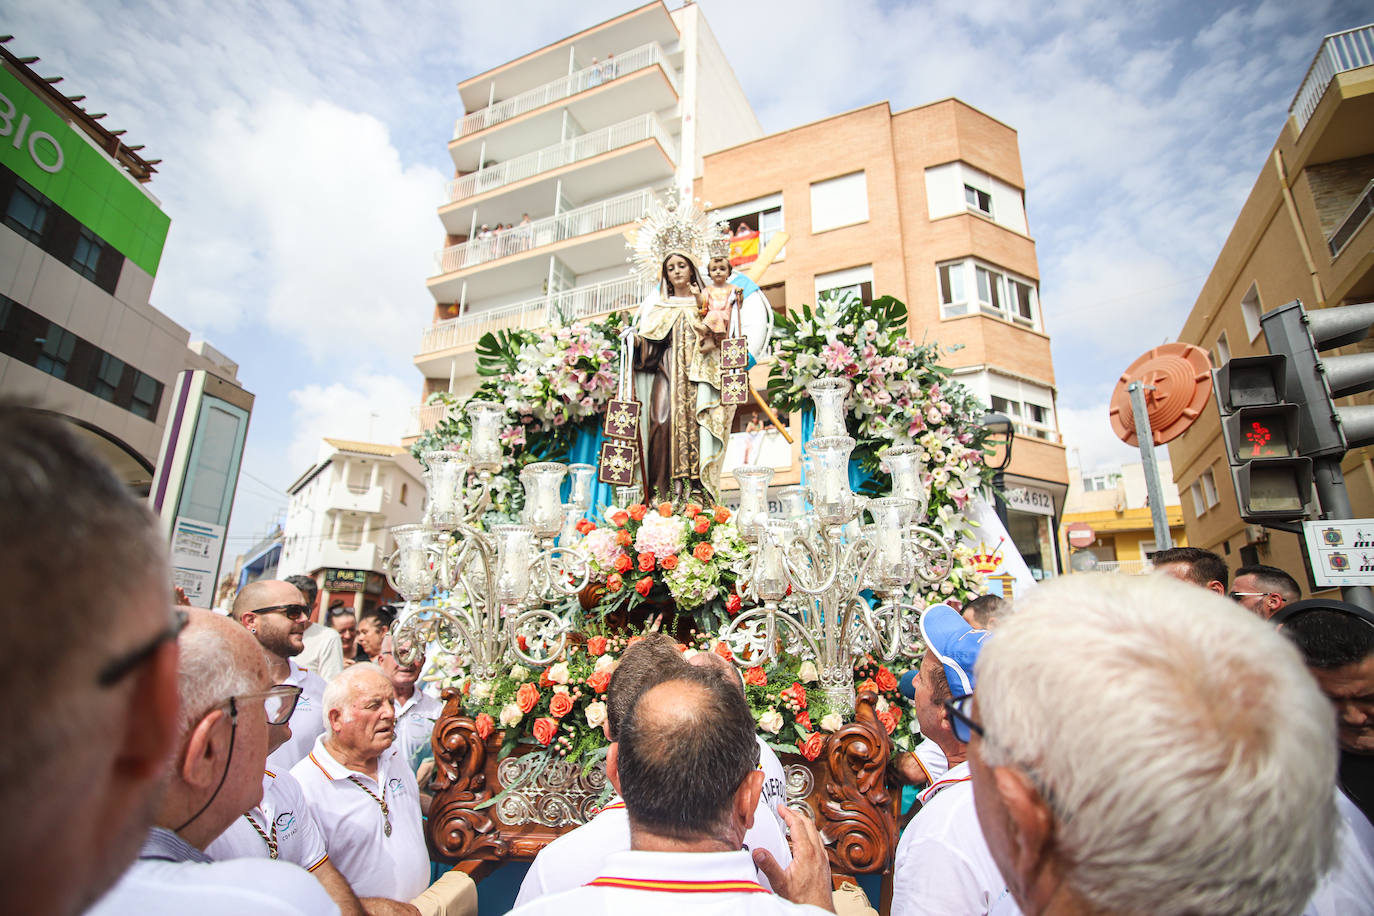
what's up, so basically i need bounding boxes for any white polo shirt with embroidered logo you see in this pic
[510,848,829,915]
[290,734,429,901]
[268,658,328,772]
[206,769,329,871]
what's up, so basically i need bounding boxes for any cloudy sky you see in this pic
[4,0,1367,556]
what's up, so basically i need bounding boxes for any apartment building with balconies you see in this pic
[697,99,1069,579]
[279,438,426,614]
[1168,25,1374,594]
[411,1,761,425]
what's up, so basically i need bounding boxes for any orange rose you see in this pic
[798,731,825,761]
[614,554,633,573]
[713,506,731,523]
[876,666,898,692]
[797,710,813,732]
[627,635,644,648]
[683,502,702,518]
[877,709,897,735]
[628,503,647,521]
[610,510,629,527]
[549,692,574,719]
[606,573,624,593]
[615,530,632,547]
[658,502,673,517]
[586,635,608,656]
[587,669,612,693]
[516,682,540,713]
[635,577,653,597]
[785,682,807,709]
[474,713,494,740]
[856,678,878,695]
[638,552,656,572]
[744,666,768,686]
[726,593,742,614]
[539,667,555,687]
[660,554,679,571]
[532,717,558,746]
[693,542,714,563]
[693,516,711,535]
[714,640,732,660]
[575,519,596,534]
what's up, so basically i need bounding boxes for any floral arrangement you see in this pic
[577,500,749,633]
[765,291,995,607]
[442,632,917,769]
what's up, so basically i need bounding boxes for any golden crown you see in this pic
[628,194,729,288]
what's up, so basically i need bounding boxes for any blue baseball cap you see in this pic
[920,603,990,741]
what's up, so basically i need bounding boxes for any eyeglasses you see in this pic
[251,603,310,621]
[1229,591,1271,601]
[236,684,304,725]
[98,609,190,687]
[943,693,985,742]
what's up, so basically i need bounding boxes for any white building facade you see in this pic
[411,1,763,433]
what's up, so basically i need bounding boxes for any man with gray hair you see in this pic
[967,574,1338,916]
[0,404,184,916]
[88,609,338,914]
[292,664,430,902]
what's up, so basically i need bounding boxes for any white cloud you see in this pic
[285,373,418,472]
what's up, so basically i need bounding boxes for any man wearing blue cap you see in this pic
[891,604,1016,916]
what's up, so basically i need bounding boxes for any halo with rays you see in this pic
[627,192,726,289]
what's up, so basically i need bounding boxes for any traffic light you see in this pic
[1261,300,1374,457]
[1213,354,1314,521]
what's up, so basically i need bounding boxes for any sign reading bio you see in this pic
[0,89,64,174]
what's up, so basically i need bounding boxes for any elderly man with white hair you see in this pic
[292,663,430,902]
[966,573,1339,916]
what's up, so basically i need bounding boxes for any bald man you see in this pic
[88,610,337,915]
[233,580,329,770]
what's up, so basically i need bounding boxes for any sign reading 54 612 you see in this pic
[0,89,64,174]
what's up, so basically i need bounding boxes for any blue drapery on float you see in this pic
[563,424,614,521]
[798,408,873,494]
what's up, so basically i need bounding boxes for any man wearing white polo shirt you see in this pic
[378,635,443,769]
[234,579,329,771]
[293,663,431,902]
[510,667,832,915]
[87,610,338,916]
[891,604,1017,916]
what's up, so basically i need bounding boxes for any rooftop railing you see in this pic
[420,274,648,356]
[1289,25,1374,133]
[444,113,677,204]
[455,42,678,139]
[433,188,657,274]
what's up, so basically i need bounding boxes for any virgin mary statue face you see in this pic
[664,254,695,292]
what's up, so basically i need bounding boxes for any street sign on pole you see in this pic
[1302,520,1374,587]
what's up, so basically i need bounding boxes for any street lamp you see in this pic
[981,412,1015,524]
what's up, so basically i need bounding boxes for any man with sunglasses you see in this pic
[233,579,330,771]
[1231,563,1301,619]
[88,609,338,915]
[891,603,1013,916]
[0,404,184,916]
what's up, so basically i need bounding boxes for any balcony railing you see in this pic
[444,113,677,204]
[434,188,657,274]
[455,42,678,139]
[1072,559,1152,576]
[408,401,455,437]
[1330,179,1374,258]
[1290,25,1374,133]
[420,274,647,356]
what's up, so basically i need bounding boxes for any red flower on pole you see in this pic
[474,713,494,740]
[533,717,558,746]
